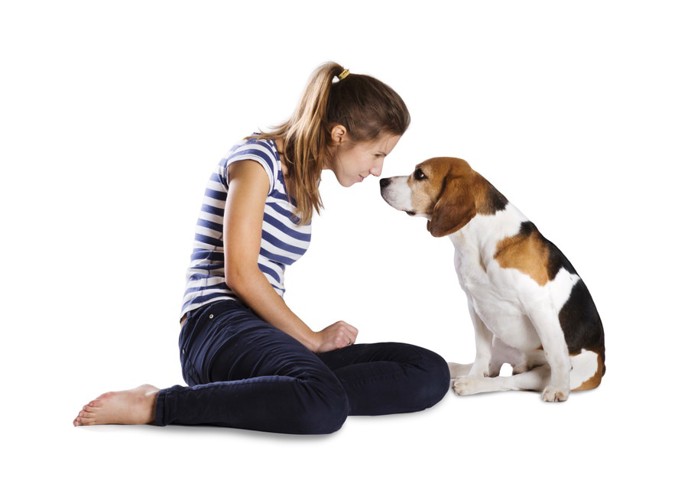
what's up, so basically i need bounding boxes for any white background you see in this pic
[2,1,686,498]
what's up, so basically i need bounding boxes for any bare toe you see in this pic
[73,384,159,426]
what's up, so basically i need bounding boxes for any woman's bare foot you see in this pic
[73,384,159,426]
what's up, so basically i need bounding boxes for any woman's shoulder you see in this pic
[229,136,278,159]
[221,136,280,190]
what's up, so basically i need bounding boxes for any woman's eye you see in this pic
[413,169,426,181]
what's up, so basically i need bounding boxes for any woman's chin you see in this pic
[337,177,357,188]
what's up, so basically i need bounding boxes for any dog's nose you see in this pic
[379,178,391,188]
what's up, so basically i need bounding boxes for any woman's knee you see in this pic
[409,346,451,410]
[292,377,349,434]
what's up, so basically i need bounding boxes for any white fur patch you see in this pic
[570,349,600,389]
[380,177,414,213]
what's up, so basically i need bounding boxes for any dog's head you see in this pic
[380,157,507,237]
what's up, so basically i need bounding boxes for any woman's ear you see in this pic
[330,124,347,145]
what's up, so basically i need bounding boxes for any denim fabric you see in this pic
[154,300,449,434]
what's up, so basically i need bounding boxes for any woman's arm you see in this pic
[223,160,357,352]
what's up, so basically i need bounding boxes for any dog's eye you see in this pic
[413,169,427,181]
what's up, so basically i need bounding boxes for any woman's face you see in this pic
[326,129,401,187]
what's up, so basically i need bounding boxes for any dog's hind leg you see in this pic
[453,365,551,396]
[570,349,605,391]
[489,337,527,377]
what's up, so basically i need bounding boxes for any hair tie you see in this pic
[337,69,350,81]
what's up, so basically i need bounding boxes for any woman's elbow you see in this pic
[225,263,256,297]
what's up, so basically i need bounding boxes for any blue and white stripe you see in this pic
[181,138,312,318]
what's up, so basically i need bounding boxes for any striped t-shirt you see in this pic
[181,138,312,319]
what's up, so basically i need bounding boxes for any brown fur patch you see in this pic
[473,177,508,215]
[573,352,605,391]
[494,229,551,286]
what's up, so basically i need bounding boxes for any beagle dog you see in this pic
[380,157,605,402]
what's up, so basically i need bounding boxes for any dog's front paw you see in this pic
[453,376,481,396]
[541,386,569,402]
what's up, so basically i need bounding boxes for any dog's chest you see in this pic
[453,245,525,312]
[449,210,528,301]
[452,245,545,348]
[450,211,556,348]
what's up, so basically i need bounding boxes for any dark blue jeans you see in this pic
[154,300,450,434]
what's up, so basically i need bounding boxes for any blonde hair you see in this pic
[252,62,410,224]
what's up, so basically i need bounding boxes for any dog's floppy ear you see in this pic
[427,177,476,237]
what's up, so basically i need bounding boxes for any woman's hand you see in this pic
[313,321,359,353]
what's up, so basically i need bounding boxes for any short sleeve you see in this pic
[219,138,278,193]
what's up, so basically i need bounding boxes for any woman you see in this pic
[73,62,450,434]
